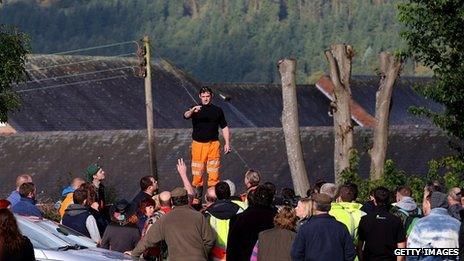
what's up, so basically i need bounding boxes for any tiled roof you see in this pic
[8,55,441,131]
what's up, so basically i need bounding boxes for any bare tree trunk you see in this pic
[370,52,403,180]
[331,0,341,14]
[278,58,310,197]
[324,44,354,185]
[251,0,260,11]
[189,0,199,19]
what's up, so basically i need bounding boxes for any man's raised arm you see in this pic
[184,105,201,119]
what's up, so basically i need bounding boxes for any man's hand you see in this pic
[191,105,201,113]
[176,158,194,196]
[224,143,231,154]
[177,158,188,178]
[184,105,202,119]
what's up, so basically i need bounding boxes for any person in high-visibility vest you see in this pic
[204,181,243,261]
[183,87,231,199]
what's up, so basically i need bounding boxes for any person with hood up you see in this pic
[101,199,140,253]
[101,199,141,253]
[390,186,422,237]
[204,181,242,261]
[62,187,101,244]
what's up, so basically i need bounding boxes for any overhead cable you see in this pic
[49,41,136,55]
[16,75,130,93]
[26,52,135,72]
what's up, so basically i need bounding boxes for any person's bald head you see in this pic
[205,187,217,204]
[71,178,86,189]
[16,174,33,190]
[159,191,172,207]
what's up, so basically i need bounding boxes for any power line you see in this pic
[16,75,130,93]
[26,52,135,72]
[49,41,136,55]
[21,66,135,84]
[152,46,198,104]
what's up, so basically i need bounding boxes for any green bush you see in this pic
[340,150,464,204]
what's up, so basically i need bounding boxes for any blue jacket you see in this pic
[7,190,21,206]
[407,208,460,261]
[292,213,356,261]
[12,197,42,218]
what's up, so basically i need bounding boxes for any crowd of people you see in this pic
[1,163,464,261]
[1,88,464,260]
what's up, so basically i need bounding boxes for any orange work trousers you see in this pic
[191,140,221,187]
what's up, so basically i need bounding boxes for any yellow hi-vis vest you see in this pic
[207,204,244,261]
[329,202,366,244]
[209,215,229,261]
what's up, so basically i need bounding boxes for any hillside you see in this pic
[0,0,411,83]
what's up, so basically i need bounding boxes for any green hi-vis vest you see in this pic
[207,203,244,261]
[329,202,366,244]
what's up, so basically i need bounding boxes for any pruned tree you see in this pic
[324,44,354,185]
[278,58,310,197]
[250,0,260,12]
[188,0,199,19]
[370,52,403,180]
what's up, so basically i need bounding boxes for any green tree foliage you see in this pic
[0,25,29,122]
[398,0,464,142]
[341,150,464,203]
[0,0,407,83]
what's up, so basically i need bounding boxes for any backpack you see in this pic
[393,207,422,236]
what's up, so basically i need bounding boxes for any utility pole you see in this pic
[140,36,159,182]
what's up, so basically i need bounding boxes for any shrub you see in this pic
[340,150,464,204]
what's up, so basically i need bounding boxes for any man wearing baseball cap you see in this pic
[130,187,215,260]
[86,163,106,211]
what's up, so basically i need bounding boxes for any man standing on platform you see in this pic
[183,87,231,199]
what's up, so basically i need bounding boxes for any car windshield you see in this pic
[33,219,95,248]
[16,215,70,250]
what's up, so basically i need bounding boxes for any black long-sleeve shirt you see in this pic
[184,103,228,142]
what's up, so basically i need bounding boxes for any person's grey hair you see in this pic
[245,170,261,187]
[320,183,337,200]
[224,179,236,196]
[448,187,461,202]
